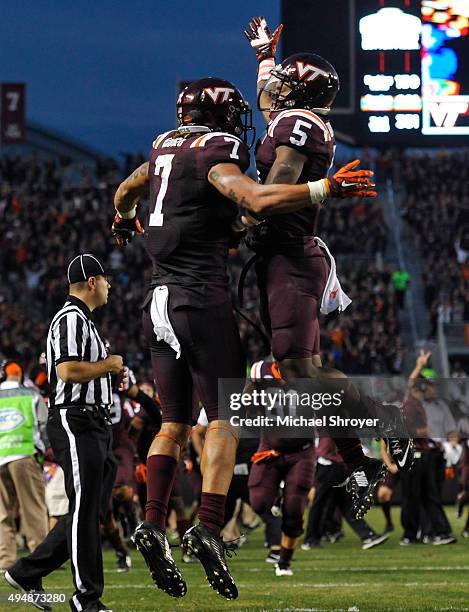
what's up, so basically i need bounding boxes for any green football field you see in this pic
[1,508,468,612]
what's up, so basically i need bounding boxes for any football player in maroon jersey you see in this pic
[248,359,316,576]
[244,17,414,519]
[112,77,374,600]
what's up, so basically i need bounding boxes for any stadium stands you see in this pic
[0,155,404,375]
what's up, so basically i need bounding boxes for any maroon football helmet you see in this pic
[259,52,340,113]
[177,77,255,144]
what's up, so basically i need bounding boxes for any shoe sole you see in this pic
[362,533,390,550]
[351,464,388,520]
[182,534,238,600]
[4,572,51,611]
[132,529,187,597]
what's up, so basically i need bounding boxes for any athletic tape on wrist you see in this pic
[307,179,328,204]
[116,207,137,220]
[258,57,275,83]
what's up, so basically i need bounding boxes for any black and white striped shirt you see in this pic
[46,295,112,408]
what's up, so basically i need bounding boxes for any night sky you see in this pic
[1,1,280,155]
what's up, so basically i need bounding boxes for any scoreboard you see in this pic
[282,0,469,145]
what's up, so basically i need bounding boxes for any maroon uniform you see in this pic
[110,392,136,489]
[142,129,249,423]
[461,439,469,491]
[250,109,335,360]
[248,360,315,538]
[402,395,430,452]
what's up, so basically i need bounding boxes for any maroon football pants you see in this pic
[256,251,329,360]
[142,298,246,424]
[248,446,315,538]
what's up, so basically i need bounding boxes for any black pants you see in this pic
[305,463,373,543]
[9,407,116,610]
[224,470,282,547]
[401,452,451,539]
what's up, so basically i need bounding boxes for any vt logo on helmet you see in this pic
[296,61,331,82]
[203,87,236,104]
[177,77,255,146]
[259,52,340,114]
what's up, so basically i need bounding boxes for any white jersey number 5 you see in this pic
[149,154,175,227]
[289,120,312,146]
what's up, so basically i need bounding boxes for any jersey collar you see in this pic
[66,295,93,320]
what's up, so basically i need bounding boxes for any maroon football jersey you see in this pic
[110,391,135,455]
[253,108,335,250]
[402,395,430,452]
[144,129,250,308]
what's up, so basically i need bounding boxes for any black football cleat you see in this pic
[132,522,187,598]
[386,436,414,472]
[345,458,387,520]
[4,571,52,611]
[182,524,238,600]
[378,403,414,472]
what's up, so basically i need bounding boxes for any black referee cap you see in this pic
[67,254,108,284]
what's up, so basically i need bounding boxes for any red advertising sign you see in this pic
[1,83,26,144]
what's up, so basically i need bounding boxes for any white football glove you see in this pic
[244,16,283,62]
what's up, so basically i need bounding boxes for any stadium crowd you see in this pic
[0,155,402,375]
[401,150,469,336]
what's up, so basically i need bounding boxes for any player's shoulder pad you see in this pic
[189,131,244,149]
[152,130,177,149]
[267,108,333,143]
[192,131,250,172]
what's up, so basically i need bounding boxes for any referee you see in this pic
[5,254,125,612]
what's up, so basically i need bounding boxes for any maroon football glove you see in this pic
[112,213,144,246]
[326,159,377,198]
[244,16,283,62]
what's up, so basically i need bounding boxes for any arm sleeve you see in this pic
[53,312,89,365]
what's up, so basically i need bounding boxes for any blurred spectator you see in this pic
[0,360,48,570]
[392,269,410,310]
[401,150,469,334]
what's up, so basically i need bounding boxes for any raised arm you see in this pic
[112,162,149,245]
[244,16,283,124]
[408,350,432,382]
